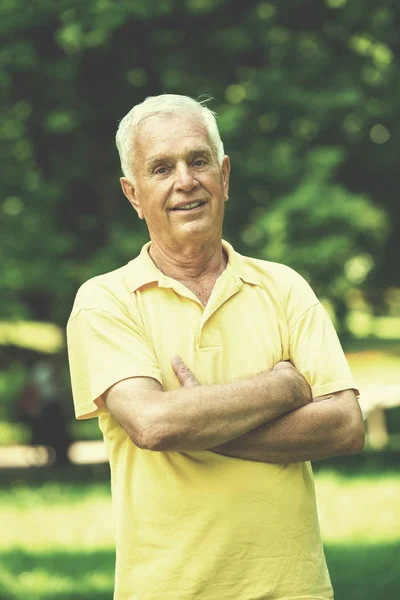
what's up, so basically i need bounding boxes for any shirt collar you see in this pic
[126,239,262,293]
[222,240,262,287]
[126,242,161,293]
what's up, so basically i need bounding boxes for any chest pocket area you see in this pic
[206,295,286,381]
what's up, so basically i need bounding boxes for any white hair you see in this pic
[115,94,225,181]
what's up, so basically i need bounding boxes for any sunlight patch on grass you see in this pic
[2,473,400,554]
[0,482,114,551]
[16,569,73,595]
[315,471,400,545]
[0,508,114,551]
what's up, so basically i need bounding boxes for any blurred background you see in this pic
[1,0,399,598]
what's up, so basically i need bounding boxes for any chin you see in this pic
[178,222,213,237]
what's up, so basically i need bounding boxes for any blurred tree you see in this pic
[0,0,398,339]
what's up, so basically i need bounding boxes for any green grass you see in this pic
[315,470,400,545]
[0,470,399,599]
[0,481,114,600]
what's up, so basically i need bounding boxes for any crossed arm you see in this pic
[103,357,365,464]
[212,388,363,463]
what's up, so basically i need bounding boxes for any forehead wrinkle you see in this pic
[146,145,213,167]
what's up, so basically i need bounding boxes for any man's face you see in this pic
[121,112,230,248]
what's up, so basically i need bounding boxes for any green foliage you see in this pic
[0,362,26,420]
[243,147,388,313]
[0,421,29,445]
[0,0,398,331]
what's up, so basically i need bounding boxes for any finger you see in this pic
[273,360,293,371]
[171,355,200,387]
[172,355,193,386]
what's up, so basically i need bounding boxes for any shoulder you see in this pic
[68,263,134,322]
[243,253,317,298]
[238,252,320,325]
[244,255,299,280]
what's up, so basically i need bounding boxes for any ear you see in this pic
[221,155,231,202]
[120,177,144,219]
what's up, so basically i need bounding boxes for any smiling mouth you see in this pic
[171,201,206,211]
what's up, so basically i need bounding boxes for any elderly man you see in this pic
[67,94,364,600]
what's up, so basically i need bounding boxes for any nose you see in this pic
[174,162,198,192]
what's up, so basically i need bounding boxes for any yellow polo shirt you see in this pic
[67,240,356,600]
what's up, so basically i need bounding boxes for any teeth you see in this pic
[175,201,202,210]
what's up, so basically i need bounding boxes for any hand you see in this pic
[272,361,312,408]
[172,356,200,388]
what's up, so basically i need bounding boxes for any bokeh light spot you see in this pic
[342,113,363,134]
[256,2,276,19]
[3,196,23,216]
[225,84,246,104]
[326,0,347,8]
[370,124,390,144]
[350,35,373,56]
[45,110,76,133]
[1,119,23,139]
[373,43,393,67]
[345,254,374,284]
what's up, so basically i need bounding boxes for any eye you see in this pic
[154,165,169,175]
[193,158,207,167]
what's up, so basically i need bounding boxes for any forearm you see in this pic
[150,369,304,451]
[212,391,365,463]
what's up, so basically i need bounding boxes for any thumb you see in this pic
[172,356,200,388]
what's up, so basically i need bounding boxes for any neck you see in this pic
[148,236,227,283]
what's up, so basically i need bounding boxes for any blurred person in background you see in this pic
[67,95,364,600]
[17,359,71,466]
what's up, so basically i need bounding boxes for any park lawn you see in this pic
[1,470,400,599]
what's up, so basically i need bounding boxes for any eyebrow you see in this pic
[146,146,213,170]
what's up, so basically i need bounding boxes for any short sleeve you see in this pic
[289,302,358,398]
[67,308,162,419]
